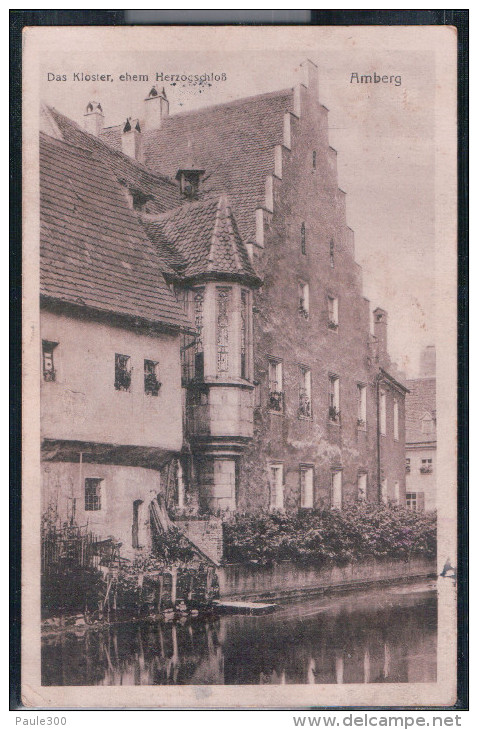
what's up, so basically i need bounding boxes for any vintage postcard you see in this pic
[21,25,457,708]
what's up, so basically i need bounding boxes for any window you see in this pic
[381,478,388,503]
[193,287,205,380]
[268,359,283,413]
[331,470,342,509]
[327,296,338,329]
[393,399,399,440]
[42,340,58,382]
[300,466,314,508]
[115,354,131,391]
[329,375,340,422]
[240,289,251,379]
[357,384,367,428]
[357,473,367,500]
[144,359,160,396]
[298,281,309,319]
[301,222,306,255]
[269,463,284,510]
[421,412,436,434]
[406,457,411,473]
[330,239,335,268]
[380,390,387,435]
[420,458,433,474]
[298,366,312,418]
[406,492,417,511]
[393,481,400,502]
[312,150,317,170]
[216,287,231,373]
[84,478,102,511]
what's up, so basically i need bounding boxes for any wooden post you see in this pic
[157,574,164,614]
[171,567,177,606]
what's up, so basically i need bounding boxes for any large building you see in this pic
[405,346,437,512]
[40,60,408,555]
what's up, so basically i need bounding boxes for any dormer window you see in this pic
[176,168,205,200]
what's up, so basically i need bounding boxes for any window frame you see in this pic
[357,383,367,428]
[327,295,339,330]
[269,462,284,510]
[379,389,387,435]
[268,358,284,414]
[298,365,312,419]
[298,281,310,320]
[115,353,132,392]
[406,492,417,511]
[331,469,343,509]
[42,340,58,382]
[357,472,367,501]
[84,477,103,512]
[144,359,161,396]
[301,222,306,255]
[393,398,399,440]
[328,374,340,423]
[300,464,314,509]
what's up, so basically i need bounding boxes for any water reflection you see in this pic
[42,584,437,686]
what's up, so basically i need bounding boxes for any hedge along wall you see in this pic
[222,503,437,566]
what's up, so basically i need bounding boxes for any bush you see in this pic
[223,503,436,566]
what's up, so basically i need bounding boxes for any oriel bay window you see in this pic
[240,289,251,379]
[216,287,231,373]
[115,353,131,391]
[299,366,312,418]
[268,358,283,413]
[193,288,205,379]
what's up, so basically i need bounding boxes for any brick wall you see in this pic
[238,78,384,510]
[177,518,224,565]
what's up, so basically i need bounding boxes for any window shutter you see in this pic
[417,492,425,511]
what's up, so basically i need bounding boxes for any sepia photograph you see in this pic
[21,24,458,708]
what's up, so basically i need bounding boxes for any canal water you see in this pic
[42,582,437,686]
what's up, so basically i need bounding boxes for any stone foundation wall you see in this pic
[218,556,436,600]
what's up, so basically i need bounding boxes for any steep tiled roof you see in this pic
[40,133,191,331]
[100,88,294,242]
[143,195,260,284]
[45,106,181,214]
[405,377,437,444]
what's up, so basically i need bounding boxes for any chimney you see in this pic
[83,101,104,136]
[121,118,143,162]
[373,307,388,358]
[143,86,169,131]
[420,345,436,377]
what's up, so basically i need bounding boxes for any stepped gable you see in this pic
[405,377,437,444]
[40,132,191,331]
[45,106,181,215]
[143,195,260,284]
[97,88,295,243]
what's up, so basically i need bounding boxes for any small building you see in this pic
[405,346,437,511]
[39,119,192,557]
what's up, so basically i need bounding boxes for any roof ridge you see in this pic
[164,87,294,121]
[46,105,179,189]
